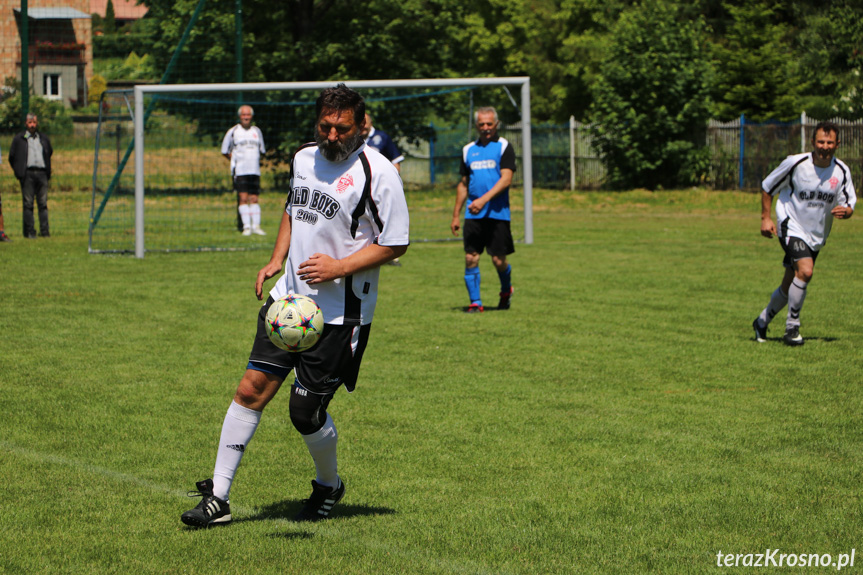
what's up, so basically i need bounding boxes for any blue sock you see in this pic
[498,264,512,293]
[464,267,481,305]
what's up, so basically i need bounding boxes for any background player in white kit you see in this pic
[222,105,267,236]
[753,121,856,346]
[182,84,409,527]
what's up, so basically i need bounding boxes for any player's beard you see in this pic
[814,147,834,163]
[316,131,364,162]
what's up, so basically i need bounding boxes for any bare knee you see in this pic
[795,260,815,283]
[465,252,480,268]
[491,255,508,271]
[233,370,283,411]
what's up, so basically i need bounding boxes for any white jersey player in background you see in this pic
[221,105,267,236]
[182,84,409,527]
[753,121,856,346]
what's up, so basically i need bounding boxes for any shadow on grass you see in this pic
[238,499,397,524]
[266,532,316,541]
[753,336,838,344]
[452,306,511,313]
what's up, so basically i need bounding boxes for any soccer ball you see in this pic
[265,294,325,352]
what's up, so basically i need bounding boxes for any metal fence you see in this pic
[412,121,571,189]
[572,114,863,190]
[707,114,863,190]
[412,115,863,191]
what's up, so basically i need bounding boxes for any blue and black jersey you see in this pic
[459,136,516,221]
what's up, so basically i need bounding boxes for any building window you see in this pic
[44,74,61,100]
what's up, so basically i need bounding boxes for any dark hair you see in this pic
[813,121,840,140]
[316,83,365,125]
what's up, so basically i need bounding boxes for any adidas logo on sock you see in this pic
[227,444,245,452]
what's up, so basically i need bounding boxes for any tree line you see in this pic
[137,0,863,188]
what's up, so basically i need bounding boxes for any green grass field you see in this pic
[1,188,862,574]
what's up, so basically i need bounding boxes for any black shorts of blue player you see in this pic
[462,218,515,257]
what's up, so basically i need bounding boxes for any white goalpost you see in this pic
[131,77,533,258]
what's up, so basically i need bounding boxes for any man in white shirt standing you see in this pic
[221,105,267,235]
[754,121,856,346]
[182,84,409,527]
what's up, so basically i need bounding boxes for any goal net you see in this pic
[89,78,533,257]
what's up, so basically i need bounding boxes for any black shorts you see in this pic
[234,175,261,195]
[248,297,371,394]
[463,218,515,257]
[779,235,819,268]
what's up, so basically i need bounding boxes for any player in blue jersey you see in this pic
[361,113,404,172]
[362,113,405,265]
[450,107,516,312]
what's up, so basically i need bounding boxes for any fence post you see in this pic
[429,122,436,185]
[569,116,576,191]
[800,111,807,153]
[738,113,745,190]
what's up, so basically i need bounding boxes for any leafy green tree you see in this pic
[589,0,713,189]
[552,0,631,122]
[104,0,117,34]
[444,0,631,123]
[792,0,863,119]
[710,1,799,122]
[133,0,863,140]
[138,0,478,156]
[138,0,633,128]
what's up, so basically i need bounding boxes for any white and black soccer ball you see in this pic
[265,294,324,352]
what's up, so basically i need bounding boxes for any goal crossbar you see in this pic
[133,77,533,258]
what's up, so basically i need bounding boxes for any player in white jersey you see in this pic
[182,85,409,527]
[221,105,267,236]
[753,121,856,346]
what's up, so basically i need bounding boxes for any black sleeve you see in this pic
[459,156,470,178]
[500,143,517,172]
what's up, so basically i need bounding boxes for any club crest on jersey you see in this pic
[337,174,354,194]
[829,176,839,190]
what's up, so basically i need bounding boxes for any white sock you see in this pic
[250,204,261,228]
[301,413,339,488]
[758,286,788,327]
[238,204,251,229]
[212,401,262,500]
[787,278,808,329]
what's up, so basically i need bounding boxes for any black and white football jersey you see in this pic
[763,152,856,249]
[270,143,410,326]
[221,124,265,177]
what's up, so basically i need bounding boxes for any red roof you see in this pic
[90,0,148,20]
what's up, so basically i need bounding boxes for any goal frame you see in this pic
[133,77,533,258]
